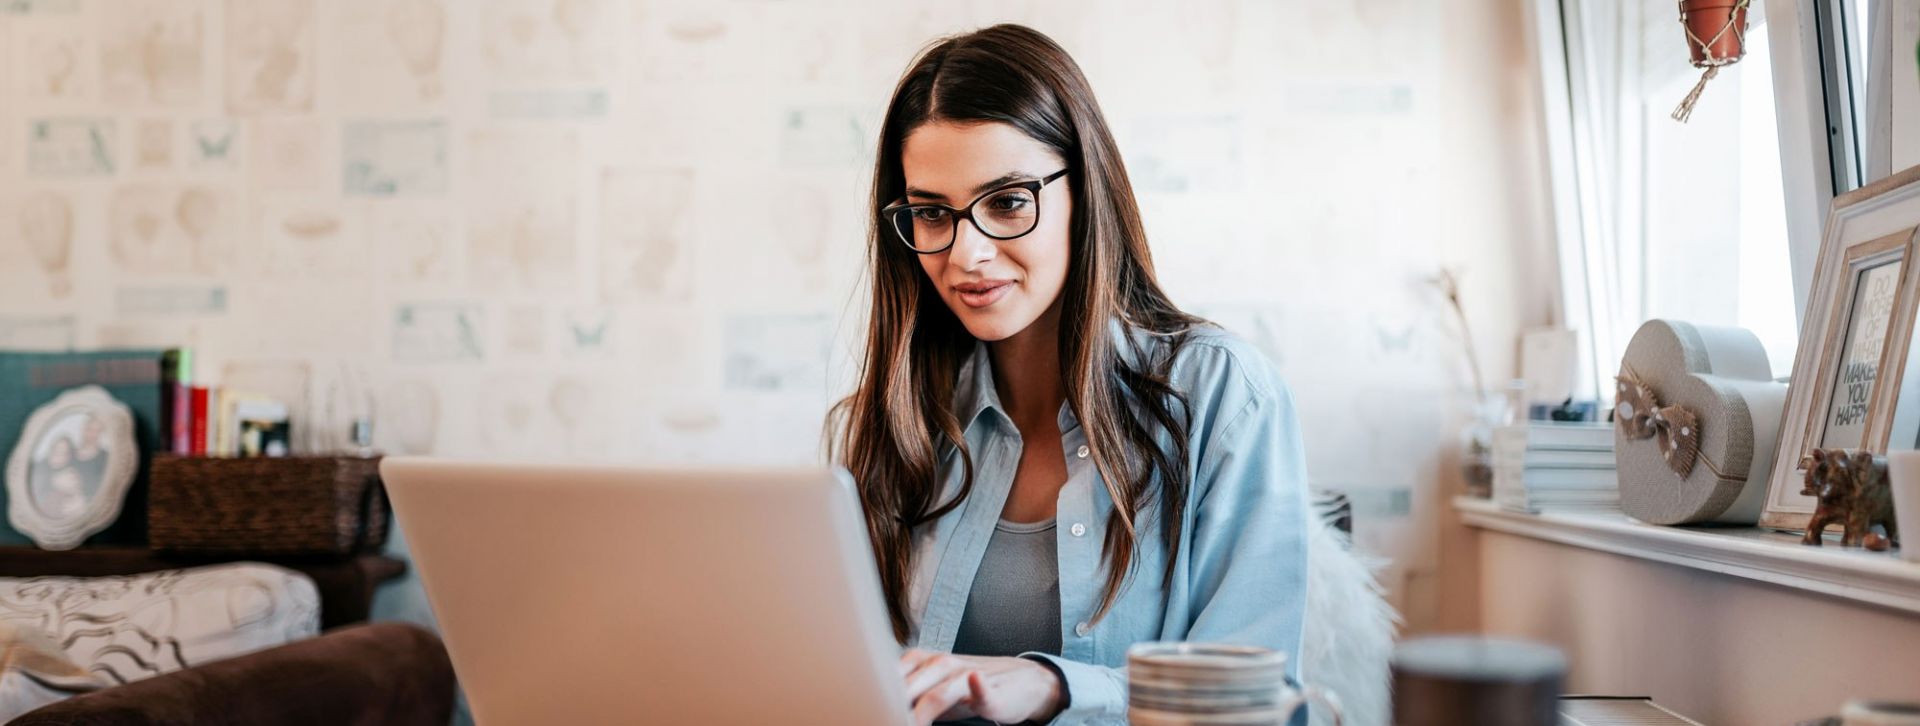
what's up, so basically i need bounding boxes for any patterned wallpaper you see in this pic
[0,0,1555,632]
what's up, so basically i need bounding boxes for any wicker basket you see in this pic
[148,455,389,556]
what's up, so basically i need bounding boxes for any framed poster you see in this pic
[1761,165,1920,531]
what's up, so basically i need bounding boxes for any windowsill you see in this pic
[1454,496,1920,614]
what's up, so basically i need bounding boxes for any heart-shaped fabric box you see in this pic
[1615,320,1789,525]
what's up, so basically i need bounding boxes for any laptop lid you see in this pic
[381,457,909,725]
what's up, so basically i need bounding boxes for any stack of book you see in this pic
[1492,422,1617,513]
[159,349,292,458]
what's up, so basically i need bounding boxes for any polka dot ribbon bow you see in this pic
[1614,371,1701,478]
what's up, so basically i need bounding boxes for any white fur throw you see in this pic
[1302,519,1399,726]
[0,619,108,722]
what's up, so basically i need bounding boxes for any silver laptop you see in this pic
[380,457,910,725]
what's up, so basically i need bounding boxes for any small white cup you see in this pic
[1885,451,1920,563]
[1127,642,1342,726]
[1842,700,1920,726]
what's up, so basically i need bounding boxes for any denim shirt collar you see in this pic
[952,339,1011,436]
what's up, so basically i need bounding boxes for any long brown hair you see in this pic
[831,24,1204,642]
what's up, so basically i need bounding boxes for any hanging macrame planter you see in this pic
[1672,0,1751,123]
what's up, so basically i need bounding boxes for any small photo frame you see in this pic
[4,385,141,550]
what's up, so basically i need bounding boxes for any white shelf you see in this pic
[1455,496,1920,615]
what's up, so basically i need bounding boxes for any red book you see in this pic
[190,386,210,456]
[172,382,193,453]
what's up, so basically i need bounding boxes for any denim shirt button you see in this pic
[1075,445,1090,459]
[1074,621,1091,637]
[1070,523,1086,537]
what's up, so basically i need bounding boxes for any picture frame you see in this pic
[4,385,141,550]
[1760,165,1920,532]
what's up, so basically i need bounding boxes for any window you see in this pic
[1640,18,1798,380]
[1547,0,1799,395]
[1539,0,1919,402]
[1836,0,1875,190]
[1827,0,1920,192]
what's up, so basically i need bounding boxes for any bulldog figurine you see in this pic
[1799,448,1898,550]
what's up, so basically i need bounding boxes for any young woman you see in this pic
[832,24,1310,726]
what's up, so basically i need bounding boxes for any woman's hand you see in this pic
[900,649,1064,725]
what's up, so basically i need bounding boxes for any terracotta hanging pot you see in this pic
[1681,0,1749,65]
[1672,0,1751,122]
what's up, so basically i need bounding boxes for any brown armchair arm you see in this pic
[9,623,455,726]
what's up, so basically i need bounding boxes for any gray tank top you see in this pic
[950,518,1063,658]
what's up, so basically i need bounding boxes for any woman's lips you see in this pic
[954,280,1014,308]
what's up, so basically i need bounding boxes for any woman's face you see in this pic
[45,438,72,468]
[900,121,1072,343]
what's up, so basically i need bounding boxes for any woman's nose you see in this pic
[947,220,997,271]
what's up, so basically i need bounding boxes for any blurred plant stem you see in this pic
[1433,267,1498,497]
[1431,268,1488,401]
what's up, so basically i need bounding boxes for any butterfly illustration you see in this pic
[570,315,610,350]
[194,127,235,162]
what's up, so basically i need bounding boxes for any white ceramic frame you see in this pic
[4,385,139,550]
[1761,165,1920,531]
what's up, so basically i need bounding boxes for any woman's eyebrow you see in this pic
[904,171,1032,201]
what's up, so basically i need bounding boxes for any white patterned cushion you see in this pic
[0,563,320,686]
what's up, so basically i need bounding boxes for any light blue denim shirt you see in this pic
[906,322,1310,725]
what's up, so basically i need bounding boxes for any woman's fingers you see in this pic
[910,670,975,725]
[968,670,993,704]
[965,669,1024,724]
[897,648,940,678]
[901,653,966,702]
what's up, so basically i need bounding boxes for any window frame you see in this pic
[1767,0,1841,325]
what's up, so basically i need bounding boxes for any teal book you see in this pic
[0,350,166,547]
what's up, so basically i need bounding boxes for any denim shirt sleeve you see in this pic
[1024,349,1312,725]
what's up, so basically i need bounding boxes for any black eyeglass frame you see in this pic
[881,168,1070,254]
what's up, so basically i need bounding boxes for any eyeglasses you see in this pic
[881,169,1069,254]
